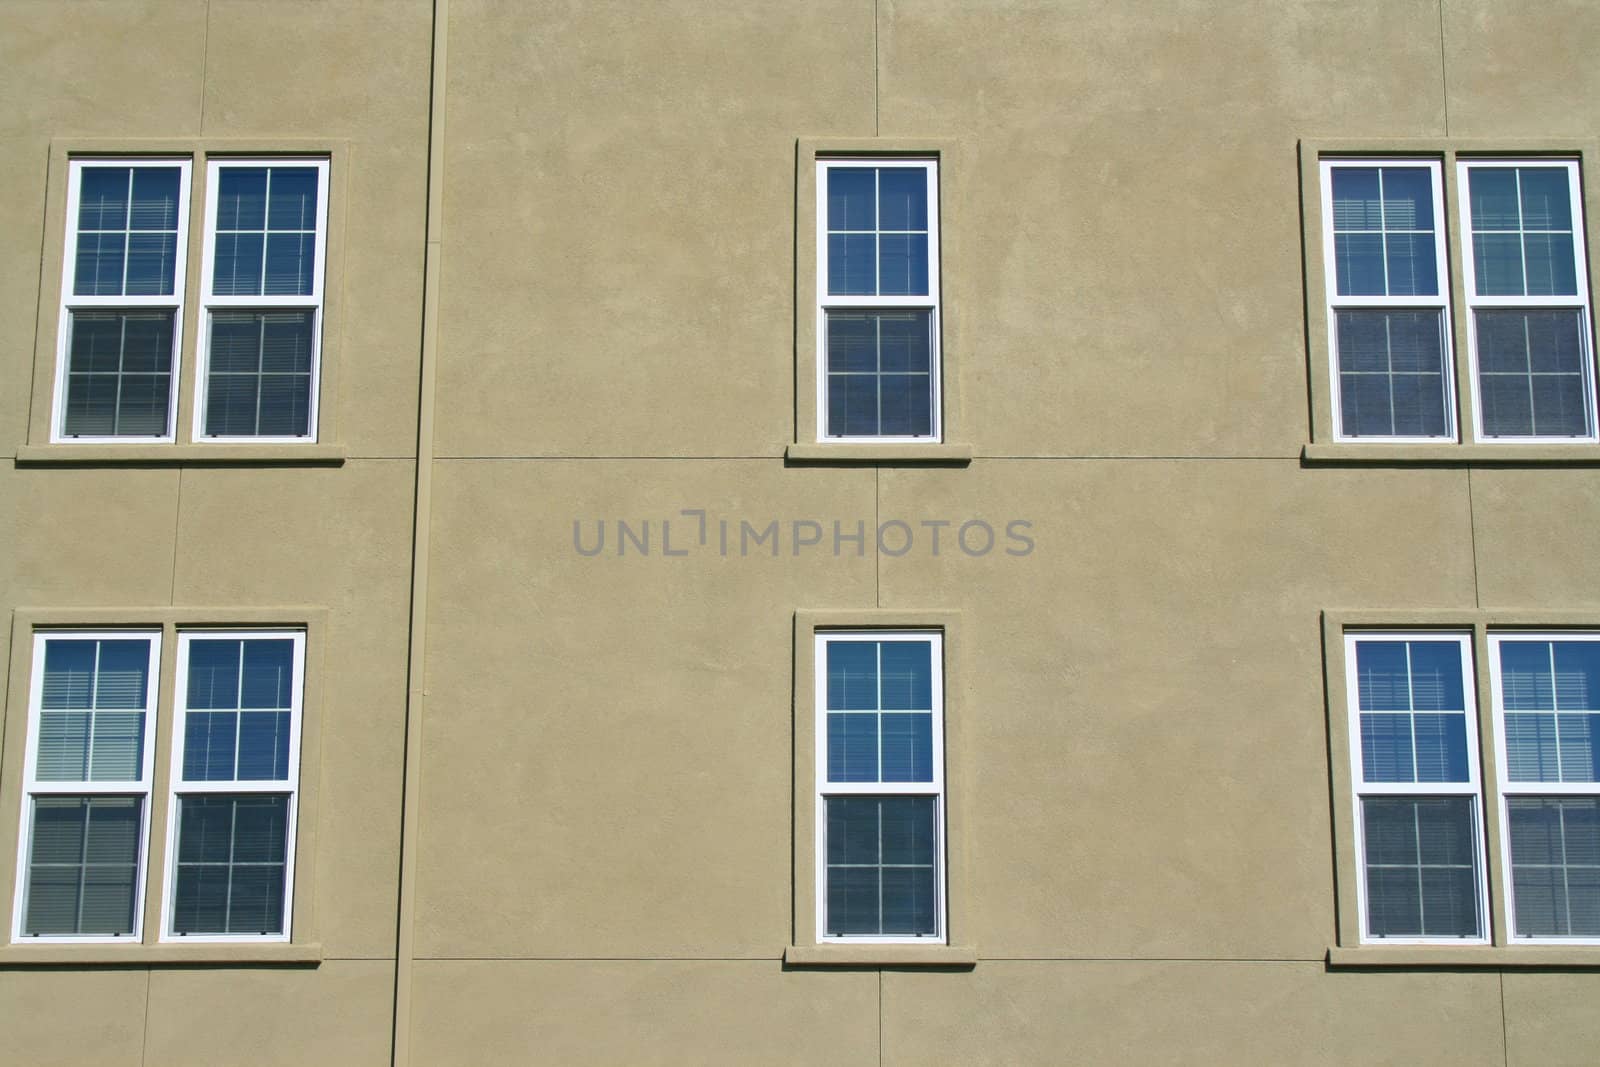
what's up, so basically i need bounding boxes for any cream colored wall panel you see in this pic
[199,0,432,138]
[0,152,49,452]
[1442,0,1600,138]
[0,0,207,138]
[0,967,147,1067]
[144,961,393,1067]
[1469,469,1600,609]
[6,466,181,606]
[877,460,1475,958]
[171,463,413,957]
[873,0,1447,458]
[411,959,877,1067]
[415,460,875,957]
[434,0,874,458]
[883,961,1503,1066]
[1503,972,1600,1067]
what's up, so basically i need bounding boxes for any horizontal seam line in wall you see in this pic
[406,955,1326,963]
[426,455,1303,462]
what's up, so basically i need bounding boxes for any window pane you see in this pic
[1509,797,1600,937]
[78,167,130,231]
[1523,233,1577,297]
[1469,168,1520,231]
[1554,642,1600,711]
[827,233,876,295]
[826,641,878,711]
[62,311,175,438]
[188,639,242,709]
[94,640,151,709]
[1475,310,1591,437]
[1383,234,1437,298]
[24,797,141,937]
[74,166,181,297]
[1361,713,1414,783]
[1362,797,1480,938]
[825,313,877,373]
[1381,167,1434,231]
[1409,642,1466,711]
[1334,233,1385,296]
[1355,641,1411,710]
[212,233,265,296]
[263,233,316,296]
[877,169,927,231]
[827,168,875,231]
[1473,232,1525,296]
[36,711,91,781]
[878,233,928,296]
[825,797,937,937]
[1557,714,1600,783]
[1519,168,1573,230]
[1412,713,1469,783]
[172,795,289,935]
[88,711,144,781]
[825,311,935,438]
[241,639,295,709]
[266,168,319,231]
[877,313,932,374]
[827,712,878,782]
[184,711,238,781]
[217,168,267,230]
[881,712,933,782]
[879,642,932,710]
[1331,168,1383,229]
[205,311,314,437]
[1505,712,1560,782]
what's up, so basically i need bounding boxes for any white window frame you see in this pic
[813,630,947,945]
[1343,631,1490,945]
[10,630,162,943]
[1488,632,1600,945]
[814,158,942,444]
[1457,158,1598,444]
[194,158,330,444]
[51,159,192,444]
[159,629,306,944]
[1319,159,1457,443]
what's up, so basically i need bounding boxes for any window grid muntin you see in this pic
[1319,159,1457,443]
[195,159,328,444]
[1344,631,1489,943]
[814,158,942,443]
[12,631,161,943]
[51,159,191,444]
[161,629,304,943]
[1458,159,1598,443]
[1490,633,1600,943]
[814,631,946,943]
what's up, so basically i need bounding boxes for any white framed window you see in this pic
[51,160,192,442]
[1343,632,1489,943]
[11,632,161,941]
[814,631,945,943]
[815,159,942,442]
[1489,633,1600,942]
[161,630,305,942]
[195,159,329,442]
[1458,160,1597,442]
[1320,160,1456,441]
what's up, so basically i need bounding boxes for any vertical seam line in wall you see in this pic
[198,1,211,134]
[877,968,884,1066]
[392,1,449,1064]
[169,468,183,605]
[1499,970,1509,1066]
[1467,468,1480,609]
[1437,0,1449,136]
[874,468,881,606]
[139,967,152,1067]
[873,0,880,135]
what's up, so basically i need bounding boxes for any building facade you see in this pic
[3,1,1600,1063]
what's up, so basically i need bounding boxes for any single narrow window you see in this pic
[816,160,941,441]
[1460,161,1597,441]
[815,632,945,941]
[197,160,328,441]
[1320,161,1455,441]
[165,631,304,940]
[14,633,159,940]
[54,161,190,441]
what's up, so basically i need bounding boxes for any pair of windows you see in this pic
[815,159,943,443]
[1342,631,1600,944]
[13,629,305,943]
[53,156,329,444]
[1319,157,1596,443]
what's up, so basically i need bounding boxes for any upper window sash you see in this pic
[169,630,306,793]
[1488,633,1600,798]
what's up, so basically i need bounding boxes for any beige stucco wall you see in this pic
[6,0,1600,1064]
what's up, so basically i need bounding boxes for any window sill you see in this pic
[1327,945,1600,969]
[15,443,347,468]
[785,442,973,466]
[0,941,323,967]
[784,943,977,968]
[1302,442,1600,466]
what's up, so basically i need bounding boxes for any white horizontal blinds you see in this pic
[1461,161,1597,440]
[201,161,326,440]
[1347,634,1485,940]
[1493,636,1600,938]
[1322,161,1453,440]
[59,162,187,439]
[19,633,157,939]
[819,634,942,940]
[170,633,302,938]
[818,160,940,440]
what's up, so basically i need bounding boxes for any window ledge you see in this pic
[16,444,347,468]
[1327,945,1600,969]
[1303,442,1600,466]
[785,442,973,466]
[784,943,977,968]
[0,941,323,967]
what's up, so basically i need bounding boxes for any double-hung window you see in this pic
[13,633,160,940]
[55,160,191,441]
[1459,162,1596,441]
[816,159,942,441]
[1320,161,1455,440]
[815,631,945,942]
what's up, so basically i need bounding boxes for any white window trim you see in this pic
[1457,158,1598,444]
[1319,159,1457,444]
[50,159,192,444]
[813,630,947,945]
[193,158,329,444]
[814,158,943,444]
[10,631,162,944]
[1488,632,1600,945]
[158,629,305,944]
[1343,631,1491,945]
